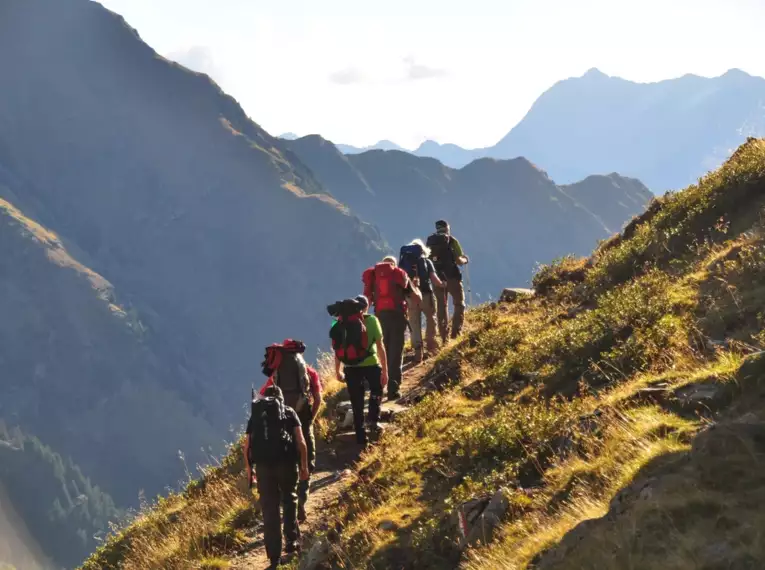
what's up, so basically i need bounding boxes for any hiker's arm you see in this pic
[376,338,388,386]
[311,385,323,420]
[294,426,310,480]
[405,273,422,301]
[244,434,254,485]
[430,271,445,288]
[335,355,344,382]
[451,238,469,265]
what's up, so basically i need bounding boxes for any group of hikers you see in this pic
[244,220,469,568]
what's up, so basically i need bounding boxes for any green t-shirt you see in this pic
[346,314,382,368]
[450,236,465,259]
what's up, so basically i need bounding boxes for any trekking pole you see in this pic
[465,263,474,307]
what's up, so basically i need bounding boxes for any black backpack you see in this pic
[426,233,459,279]
[247,397,296,465]
[328,299,370,365]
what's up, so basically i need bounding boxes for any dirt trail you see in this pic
[232,357,435,569]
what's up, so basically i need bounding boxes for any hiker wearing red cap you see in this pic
[260,339,323,523]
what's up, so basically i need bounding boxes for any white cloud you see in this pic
[403,56,448,81]
[167,45,223,81]
[328,66,366,85]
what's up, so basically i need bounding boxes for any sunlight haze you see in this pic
[99,0,765,149]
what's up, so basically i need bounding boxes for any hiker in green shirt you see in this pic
[330,295,388,446]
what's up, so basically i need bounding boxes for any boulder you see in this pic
[499,288,535,302]
[300,538,331,570]
[340,409,355,430]
[457,488,510,548]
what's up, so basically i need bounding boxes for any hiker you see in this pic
[259,339,323,523]
[399,239,445,362]
[362,256,420,400]
[427,220,469,342]
[244,385,310,569]
[328,295,388,445]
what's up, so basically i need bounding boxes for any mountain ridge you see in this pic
[322,68,765,189]
[284,134,652,297]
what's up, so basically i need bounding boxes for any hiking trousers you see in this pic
[408,293,438,352]
[344,365,383,444]
[255,461,300,563]
[296,408,316,510]
[377,309,407,396]
[436,278,466,341]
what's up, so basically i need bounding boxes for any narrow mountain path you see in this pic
[231,356,436,569]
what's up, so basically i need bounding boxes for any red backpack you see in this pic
[362,263,406,312]
[328,299,371,365]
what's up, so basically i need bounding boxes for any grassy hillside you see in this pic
[82,139,765,569]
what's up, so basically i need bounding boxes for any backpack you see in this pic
[399,244,427,282]
[328,299,370,365]
[274,353,310,413]
[426,233,459,279]
[362,262,405,312]
[261,340,310,413]
[247,397,296,465]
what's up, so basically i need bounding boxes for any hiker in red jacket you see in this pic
[362,256,421,400]
[259,339,323,523]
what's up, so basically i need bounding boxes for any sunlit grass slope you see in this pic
[83,139,765,570]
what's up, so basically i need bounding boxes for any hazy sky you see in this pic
[98,0,765,149]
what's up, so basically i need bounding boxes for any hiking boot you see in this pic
[387,391,401,401]
[298,503,307,524]
[268,558,282,569]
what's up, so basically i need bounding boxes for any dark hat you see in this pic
[435,219,449,231]
[263,385,284,401]
[355,294,369,309]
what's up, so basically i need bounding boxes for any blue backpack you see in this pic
[399,244,427,282]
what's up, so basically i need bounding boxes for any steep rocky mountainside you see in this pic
[0,0,383,565]
[285,135,652,298]
[83,139,765,570]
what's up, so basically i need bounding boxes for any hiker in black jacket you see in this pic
[245,385,309,569]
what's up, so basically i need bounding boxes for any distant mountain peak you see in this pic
[582,67,608,79]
